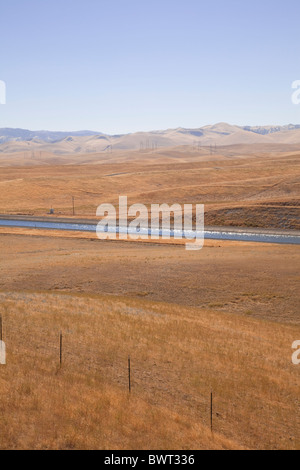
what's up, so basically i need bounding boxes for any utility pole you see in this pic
[72,196,75,216]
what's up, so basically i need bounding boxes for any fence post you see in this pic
[128,356,131,393]
[60,332,63,368]
[210,391,213,433]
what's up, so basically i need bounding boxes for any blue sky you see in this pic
[0,0,299,133]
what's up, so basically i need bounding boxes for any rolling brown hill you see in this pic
[1,123,300,155]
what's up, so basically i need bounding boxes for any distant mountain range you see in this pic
[1,123,300,154]
[0,128,100,143]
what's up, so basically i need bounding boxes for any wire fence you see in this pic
[0,312,298,447]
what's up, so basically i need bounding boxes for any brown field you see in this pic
[0,231,299,325]
[0,146,299,229]
[0,146,299,450]
[0,232,299,450]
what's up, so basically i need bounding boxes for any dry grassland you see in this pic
[0,148,299,230]
[0,147,299,450]
[0,290,299,450]
[0,232,299,325]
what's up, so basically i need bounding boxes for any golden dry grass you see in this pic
[0,232,299,325]
[0,149,299,229]
[0,147,299,450]
[0,291,299,450]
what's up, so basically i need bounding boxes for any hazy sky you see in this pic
[0,0,299,133]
